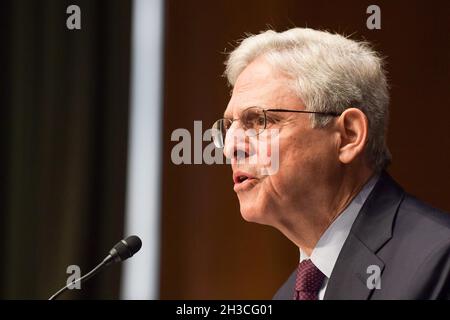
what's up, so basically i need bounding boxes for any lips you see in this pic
[232,170,257,192]
[233,171,254,184]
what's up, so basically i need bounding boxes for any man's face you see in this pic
[223,56,339,228]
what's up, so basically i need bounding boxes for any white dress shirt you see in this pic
[299,175,379,300]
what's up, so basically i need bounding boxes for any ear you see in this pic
[336,108,368,164]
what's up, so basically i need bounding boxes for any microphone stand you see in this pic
[48,255,112,300]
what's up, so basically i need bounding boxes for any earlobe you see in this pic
[337,108,368,164]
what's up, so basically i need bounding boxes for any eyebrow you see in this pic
[222,106,263,120]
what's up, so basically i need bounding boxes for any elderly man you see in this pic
[212,28,450,299]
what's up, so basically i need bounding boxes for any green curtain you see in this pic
[0,0,132,299]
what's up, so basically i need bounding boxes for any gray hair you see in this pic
[224,28,391,171]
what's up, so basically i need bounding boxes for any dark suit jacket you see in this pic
[274,172,450,300]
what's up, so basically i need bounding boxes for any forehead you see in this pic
[224,56,302,118]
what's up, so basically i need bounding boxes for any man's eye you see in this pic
[243,112,264,127]
[257,116,265,125]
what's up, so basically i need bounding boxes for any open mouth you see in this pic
[236,175,249,183]
[233,171,257,192]
[233,172,253,184]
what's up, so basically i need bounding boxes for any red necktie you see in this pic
[293,259,325,300]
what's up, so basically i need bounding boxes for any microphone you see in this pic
[48,235,142,300]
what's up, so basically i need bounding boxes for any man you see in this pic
[212,28,450,299]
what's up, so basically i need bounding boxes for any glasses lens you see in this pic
[241,107,266,137]
[212,119,231,148]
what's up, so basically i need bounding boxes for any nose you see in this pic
[223,124,250,162]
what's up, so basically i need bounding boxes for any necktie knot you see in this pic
[294,259,325,300]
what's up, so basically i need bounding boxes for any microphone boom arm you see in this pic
[48,255,112,300]
[48,235,142,300]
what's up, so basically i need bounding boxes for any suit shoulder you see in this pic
[396,194,450,244]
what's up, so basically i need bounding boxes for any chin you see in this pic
[236,184,275,225]
[239,202,272,225]
[240,208,259,223]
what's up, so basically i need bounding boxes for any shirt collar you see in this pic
[299,174,379,278]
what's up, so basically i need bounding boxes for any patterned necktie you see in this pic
[293,259,326,300]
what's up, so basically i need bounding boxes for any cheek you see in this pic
[277,135,306,170]
[253,131,277,161]
[273,133,330,184]
[283,134,338,186]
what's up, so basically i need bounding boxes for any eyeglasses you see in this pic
[211,106,341,148]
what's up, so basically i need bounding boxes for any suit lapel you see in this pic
[324,233,385,299]
[324,172,405,300]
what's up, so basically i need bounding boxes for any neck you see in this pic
[277,166,374,256]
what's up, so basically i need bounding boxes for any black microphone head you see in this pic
[109,235,142,263]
